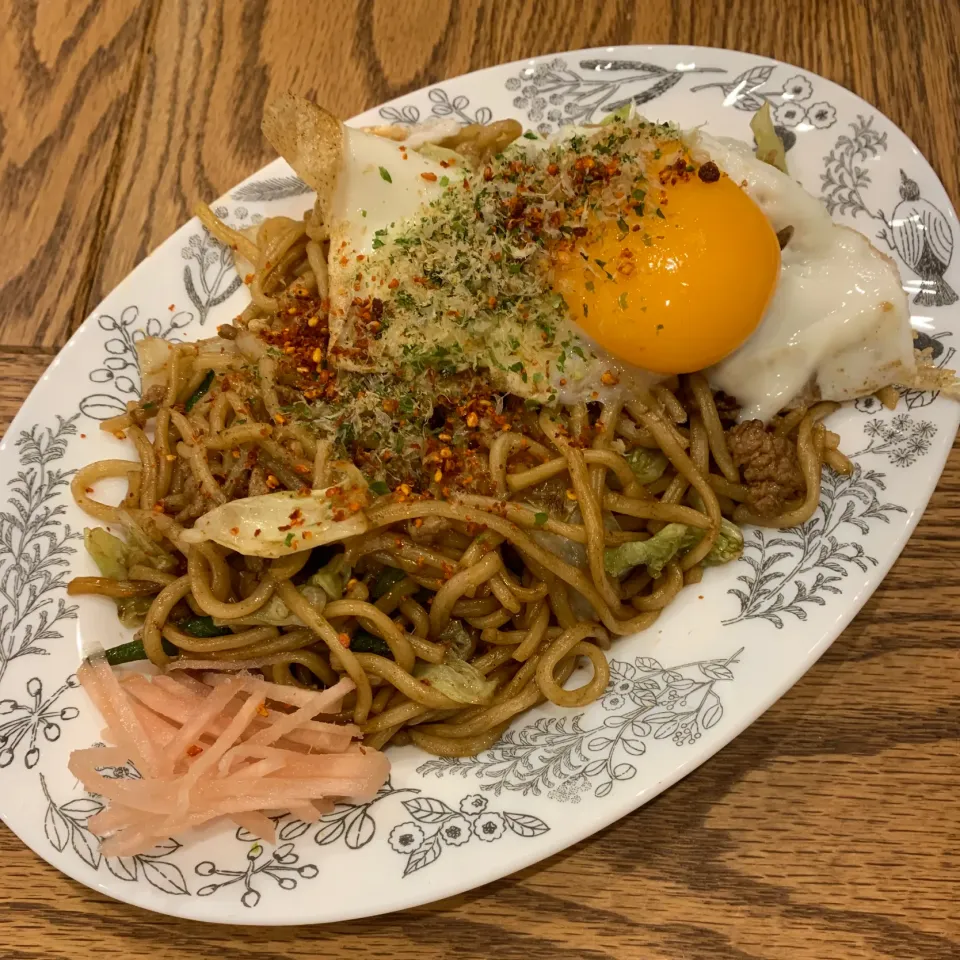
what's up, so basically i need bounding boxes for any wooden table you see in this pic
[1,1,957,957]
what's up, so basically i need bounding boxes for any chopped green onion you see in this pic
[372,566,407,599]
[185,370,215,412]
[350,629,392,658]
[179,616,232,638]
[104,638,177,666]
[379,166,392,183]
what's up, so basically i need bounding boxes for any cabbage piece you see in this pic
[601,103,633,125]
[116,596,155,628]
[85,523,176,579]
[307,554,351,600]
[135,337,176,393]
[84,526,175,628]
[211,584,327,628]
[438,620,473,659]
[751,102,788,174]
[604,519,743,579]
[116,514,178,572]
[84,528,130,581]
[415,655,497,705]
[180,488,369,558]
[604,524,693,579]
[626,448,669,485]
[704,519,745,566]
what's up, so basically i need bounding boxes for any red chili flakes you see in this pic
[186,745,203,757]
[420,171,438,182]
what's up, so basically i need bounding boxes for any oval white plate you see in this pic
[0,45,956,925]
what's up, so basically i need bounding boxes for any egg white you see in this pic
[688,131,915,421]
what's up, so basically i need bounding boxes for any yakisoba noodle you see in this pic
[69,119,857,759]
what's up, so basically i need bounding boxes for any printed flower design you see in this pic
[600,692,626,712]
[196,843,318,908]
[774,102,806,127]
[387,797,547,875]
[693,63,837,132]
[547,776,592,804]
[807,102,837,129]
[472,813,506,842]
[439,815,471,847]
[601,665,658,713]
[0,676,79,769]
[856,395,885,415]
[781,75,813,101]
[849,414,937,467]
[388,822,425,854]
[460,794,488,815]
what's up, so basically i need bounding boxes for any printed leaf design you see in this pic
[105,856,139,882]
[725,465,906,626]
[501,55,725,134]
[699,663,734,682]
[403,833,442,876]
[403,797,456,823]
[71,823,102,869]
[278,819,312,842]
[313,818,347,845]
[502,812,549,838]
[60,798,103,822]
[230,176,311,202]
[142,838,182,858]
[636,658,662,671]
[417,650,742,799]
[140,859,189,895]
[344,808,376,849]
[701,703,724,730]
[44,804,70,853]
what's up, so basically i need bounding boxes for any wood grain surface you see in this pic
[0,1,958,957]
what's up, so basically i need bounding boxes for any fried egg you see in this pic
[263,97,914,420]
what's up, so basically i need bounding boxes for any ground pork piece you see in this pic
[727,420,805,518]
[129,384,167,426]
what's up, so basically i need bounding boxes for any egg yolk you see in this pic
[551,171,781,374]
